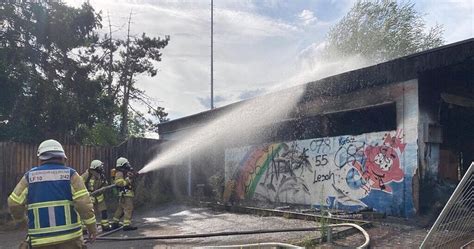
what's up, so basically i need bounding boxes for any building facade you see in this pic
[158,39,474,217]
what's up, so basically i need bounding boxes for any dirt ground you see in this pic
[0,204,432,248]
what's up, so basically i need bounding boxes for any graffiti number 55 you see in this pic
[315,154,328,166]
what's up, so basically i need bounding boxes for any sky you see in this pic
[64,0,474,120]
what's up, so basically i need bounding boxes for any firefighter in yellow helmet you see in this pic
[110,157,137,231]
[81,159,112,232]
[8,139,97,248]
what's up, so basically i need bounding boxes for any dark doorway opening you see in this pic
[440,102,474,179]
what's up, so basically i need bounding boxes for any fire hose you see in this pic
[90,184,116,197]
[87,182,370,247]
[94,223,370,248]
[90,169,141,197]
[201,242,304,249]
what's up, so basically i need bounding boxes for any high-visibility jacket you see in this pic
[81,170,107,203]
[8,163,97,247]
[114,170,134,197]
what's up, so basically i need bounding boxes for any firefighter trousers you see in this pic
[94,199,109,227]
[82,199,109,230]
[94,198,107,213]
[113,196,133,226]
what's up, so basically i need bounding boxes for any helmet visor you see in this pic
[39,151,67,160]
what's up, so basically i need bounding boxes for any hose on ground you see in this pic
[95,223,370,248]
[199,242,304,249]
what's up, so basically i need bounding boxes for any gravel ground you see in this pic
[91,203,326,248]
[0,203,327,249]
[0,204,439,249]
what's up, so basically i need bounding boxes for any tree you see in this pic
[323,0,444,63]
[0,1,103,143]
[145,106,170,133]
[0,2,170,144]
[89,12,170,139]
[117,14,169,138]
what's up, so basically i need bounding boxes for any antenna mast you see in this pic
[211,0,214,109]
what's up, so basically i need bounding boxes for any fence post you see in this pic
[327,226,333,243]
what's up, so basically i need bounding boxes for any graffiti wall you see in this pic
[224,130,417,216]
[223,80,420,217]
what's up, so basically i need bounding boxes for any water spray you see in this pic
[139,87,306,174]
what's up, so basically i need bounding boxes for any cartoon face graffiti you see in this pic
[373,150,394,171]
[363,143,404,193]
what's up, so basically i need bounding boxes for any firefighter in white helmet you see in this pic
[110,157,137,231]
[8,139,97,248]
[81,159,112,232]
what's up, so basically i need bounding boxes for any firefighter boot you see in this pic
[101,224,112,232]
[110,222,120,230]
[123,225,138,231]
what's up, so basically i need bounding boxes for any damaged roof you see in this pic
[159,38,474,134]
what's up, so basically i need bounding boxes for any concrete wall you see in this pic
[223,80,419,217]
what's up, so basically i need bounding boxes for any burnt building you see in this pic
[158,39,474,217]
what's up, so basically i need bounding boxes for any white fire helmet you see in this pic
[37,139,67,160]
[90,160,104,170]
[116,157,130,168]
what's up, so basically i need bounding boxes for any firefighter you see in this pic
[81,159,112,232]
[110,157,137,231]
[8,139,97,248]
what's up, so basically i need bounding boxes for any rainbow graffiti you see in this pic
[230,143,284,200]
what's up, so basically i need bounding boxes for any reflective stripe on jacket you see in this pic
[25,164,83,246]
[81,170,106,203]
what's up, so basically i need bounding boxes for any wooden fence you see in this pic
[0,138,163,209]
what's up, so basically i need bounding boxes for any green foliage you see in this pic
[319,186,329,241]
[124,107,169,137]
[81,123,121,146]
[145,106,170,133]
[282,212,292,219]
[0,2,169,144]
[127,112,147,138]
[87,13,170,139]
[115,32,170,138]
[324,0,444,63]
[0,1,102,143]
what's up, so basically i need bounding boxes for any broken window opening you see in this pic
[270,102,397,143]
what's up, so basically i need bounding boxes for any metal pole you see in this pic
[211,0,214,109]
[188,156,192,197]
